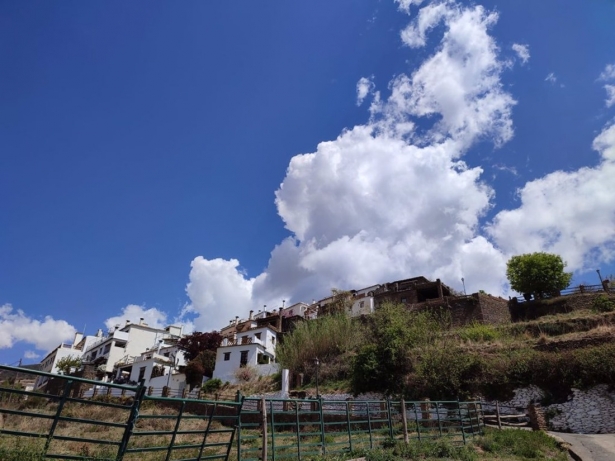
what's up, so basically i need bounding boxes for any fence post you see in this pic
[413,402,421,441]
[457,399,467,445]
[261,396,268,461]
[117,381,146,461]
[346,401,354,452]
[495,401,502,430]
[435,401,443,436]
[318,397,326,455]
[401,399,409,444]
[386,398,394,440]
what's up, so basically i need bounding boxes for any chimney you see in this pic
[235,316,239,326]
[277,307,283,330]
[96,328,103,337]
[139,317,144,325]
[73,332,83,346]
[114,324,120,331]
[249,310,253,320]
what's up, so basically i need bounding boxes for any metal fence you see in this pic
[0,364,241,460]
[1,364,483,461]
[512,283,611,303]
[236,397,483,461]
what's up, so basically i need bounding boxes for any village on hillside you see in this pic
[20,275,512,397]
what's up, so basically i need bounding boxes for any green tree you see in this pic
[177,331,223,362]
[506,252,572,298]
[55,355,82,375]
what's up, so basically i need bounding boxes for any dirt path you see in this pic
[549,432,615,461]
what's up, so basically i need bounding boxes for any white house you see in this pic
[213,318,279,383]
[81,319,183,381]
[280,302,309,318]
[113,343,187,390]
[34,332,100,389]
[348,285,380,317]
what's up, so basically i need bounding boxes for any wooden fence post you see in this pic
[261,396,268,461]
[495,402,502,430]
[401,399,409,444]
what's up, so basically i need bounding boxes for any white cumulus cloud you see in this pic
[488,123,615,272]
[512,43,530,65]
[183,0,517,330]
[0,304,77,351]
[599,63,615,82]
[545,72,557,84]
[104,304,169,331]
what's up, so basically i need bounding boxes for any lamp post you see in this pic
[461,277,467,296]
[313,357,320,398]
[597,269,604,285]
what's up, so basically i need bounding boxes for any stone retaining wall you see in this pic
[483,384,615,434]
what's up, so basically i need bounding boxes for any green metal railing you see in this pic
[2,364,484,461]
[236,397,484,461]
[0,365,241,460]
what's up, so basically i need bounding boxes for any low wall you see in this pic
[483,384,615,434]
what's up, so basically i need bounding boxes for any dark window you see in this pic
[224,352,231,361]
[103,344,111,354]
[240,351,249,367]
[359,301,365,308]
[138,367,146,380]
[255,333,261,340]
[401,298,407,303]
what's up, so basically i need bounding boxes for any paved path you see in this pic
[549,432,615,461]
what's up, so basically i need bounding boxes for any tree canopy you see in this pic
[55,355,82,375]
[177,331,223,362]
[506,252,572,298]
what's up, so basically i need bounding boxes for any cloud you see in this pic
[512,43,530,65]
[488,123,615,272]
[545,72,557,84]
[183,1,615,325]
[356,77,375,106]
[184,0,517,329]
[104,304,169,331]
[184,257,257,331]
[599,63,615,82]
[0,304,77,351]
[605,85,615,108]
[24,351,40,360]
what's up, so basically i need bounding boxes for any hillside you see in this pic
[278,292,615,402]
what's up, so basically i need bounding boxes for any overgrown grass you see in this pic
[306,428,567,460]
[276,313,366,382]
[458,323,501,342]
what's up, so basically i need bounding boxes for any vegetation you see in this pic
[275,291,615,402]
[276,312,364,382]
[55,355,82,375]
[202,377,222,393]
[308,428,567,461]
[506,252,572,298]
[177,330,223,388]
[177,331,223,362]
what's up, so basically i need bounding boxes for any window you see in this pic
[401,298,407,303]
[240,351,248,367]
[255,333,261,340]
[271,337,276,345]
[359,301,365,308]
[115,341,126,348]
[91,351,97,359]
[257,354,270,365]
[223,352,231,361]
[164,352,170,357]
[103,344,111,354]
[138,367,146,380]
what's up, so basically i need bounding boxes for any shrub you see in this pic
[202,378,222,393]
[458,323,500,342]
[593,294,615,312]
[234,365,257,382]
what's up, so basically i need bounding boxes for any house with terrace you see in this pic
[81,319,183,382]
[213,310,279,383]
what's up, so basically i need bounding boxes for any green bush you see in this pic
[592,294,615,312]
[202,378,222,393]
[458,323,500,342]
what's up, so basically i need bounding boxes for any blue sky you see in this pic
[2,0,615,364]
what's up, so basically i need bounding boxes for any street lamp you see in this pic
[461,277,467,296]
[313,357,320,398]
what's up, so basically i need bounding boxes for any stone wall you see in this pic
[483,384,615,434]
[509,292,615,321]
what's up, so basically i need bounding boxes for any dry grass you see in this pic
[0,397,236,460]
